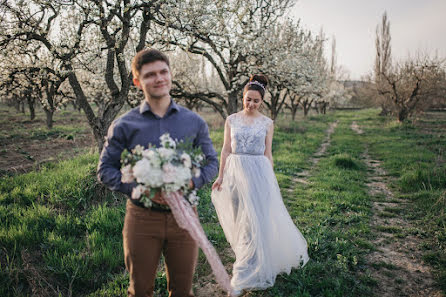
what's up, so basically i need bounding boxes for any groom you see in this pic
[97,48,218,297]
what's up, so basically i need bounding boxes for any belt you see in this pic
[130,199,171,212]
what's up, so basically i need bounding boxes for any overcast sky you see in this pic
[290,0,446,80]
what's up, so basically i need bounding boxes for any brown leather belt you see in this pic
[130,198,171,212]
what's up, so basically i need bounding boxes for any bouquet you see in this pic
[120,133,205,208]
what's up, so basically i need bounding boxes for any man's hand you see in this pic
[143,189,167,205]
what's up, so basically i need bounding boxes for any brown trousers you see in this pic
[123,200,198,297]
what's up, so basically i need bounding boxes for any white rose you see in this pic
[142,149,161,168]
[133,158,163,187]
[158,147,175,161]
[131,185,146,200]
[145,167,164,188]
[121,164,134,183]
[142,149,155,159]
[162,163,178,184]
[176,166,192,186]
[132,159,151,182]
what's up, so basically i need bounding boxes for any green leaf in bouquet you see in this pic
[120,149,130,165]
[141,196,153,208]
[149,189,157,200]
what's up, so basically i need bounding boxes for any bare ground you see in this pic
[351,121,443,297]
[194,248,235,297]
[0,109,94,176]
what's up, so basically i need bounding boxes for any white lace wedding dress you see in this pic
[211,113,309,294]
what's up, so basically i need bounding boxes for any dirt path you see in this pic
[351,121,443,297]
[292,121,338,185]
[194,247,234,297]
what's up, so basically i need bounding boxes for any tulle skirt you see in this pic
[211,153,309,292]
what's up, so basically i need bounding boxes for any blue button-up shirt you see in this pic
[97,99,218,198]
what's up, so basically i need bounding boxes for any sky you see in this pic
[290,0,446,80]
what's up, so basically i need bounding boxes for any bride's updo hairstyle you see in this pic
[243,74,268,99]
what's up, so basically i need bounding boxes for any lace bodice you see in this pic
[228,113,273,155]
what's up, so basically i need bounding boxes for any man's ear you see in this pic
[133,77,141,89]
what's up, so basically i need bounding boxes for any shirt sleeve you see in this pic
[97,120,137,197]
[191,119,218,189]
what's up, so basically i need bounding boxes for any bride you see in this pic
[211,74,309,296]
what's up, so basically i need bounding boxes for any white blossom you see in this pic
[194,154,204,163]
[188,190,200,206]
[160,133,176,149]
[181,153,192,168]
[132,145,144,155]
[131,185,146,200]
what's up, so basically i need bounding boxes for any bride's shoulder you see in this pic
[227,112,241,124]
[260,115,274,126]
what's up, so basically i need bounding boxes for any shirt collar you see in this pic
[139,98,180,116]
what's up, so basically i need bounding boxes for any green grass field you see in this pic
[0,107,445,296]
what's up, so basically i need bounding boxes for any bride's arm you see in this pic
[264,122,274,168]
[212,119,232,191]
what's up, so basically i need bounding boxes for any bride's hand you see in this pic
[212,177,223,191]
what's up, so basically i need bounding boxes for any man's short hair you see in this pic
[131,49,170,79]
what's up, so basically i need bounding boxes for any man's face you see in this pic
[134,60,172,100]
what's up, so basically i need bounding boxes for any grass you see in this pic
[1,107,445,296]
[0,153,127,296]
[353,109,446,293]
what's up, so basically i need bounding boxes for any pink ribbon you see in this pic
[163,191,233,295]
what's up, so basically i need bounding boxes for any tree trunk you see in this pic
[397,108,408,122]
[27,96,35,121]
[322,102,327,114]
[68,71,107,151]
[20,101,25,113]
[45,109,54,129]
[303,104,310,117]
[291,108,297,121]
[227,91,239,115]
[72,100,81,112]
[270,96,279,121]
[270,110,277,121]
[94,122,107,153]
[379,105,389,116]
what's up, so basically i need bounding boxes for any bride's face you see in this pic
[243,90,262,113]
